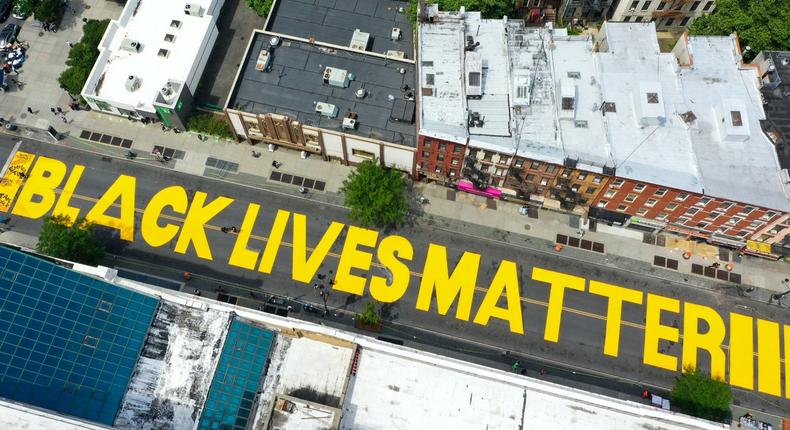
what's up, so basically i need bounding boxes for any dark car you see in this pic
[0,0,12,22]
[0,23,19,47]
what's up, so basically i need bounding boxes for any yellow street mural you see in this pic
[2,152,789,399]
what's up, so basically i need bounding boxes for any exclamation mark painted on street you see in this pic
[0,149,35,212]
[756,319,781,396]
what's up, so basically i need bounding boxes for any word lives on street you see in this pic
[2,152,789,399]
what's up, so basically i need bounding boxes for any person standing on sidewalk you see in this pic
[26,107,33,114]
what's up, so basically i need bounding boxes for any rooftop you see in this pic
[266,0,414,56]
[229,33,417,147]
[83,0,221,111]
[753,51,790,170]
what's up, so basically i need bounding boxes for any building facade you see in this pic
[609,0,716,30]
[416,135,465,182]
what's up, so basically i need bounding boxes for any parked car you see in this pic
[0,22,19,47]
[0,0,12,22]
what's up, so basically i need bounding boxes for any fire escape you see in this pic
[652,0,692,19]
[550,159,586,211]
[462,158,491,190]
[504,167,537,200]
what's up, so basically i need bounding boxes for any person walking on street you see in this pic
[26,107,33,114]
[56,107,63,114]
[50,108,56,115]
[66,41,74,48]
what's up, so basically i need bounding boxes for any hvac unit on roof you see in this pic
[125,75,141,92]
[120,38,141,53]
[322,67,350,88]
[350,29,370,51]
[184,3,204,17]
[315,102,339,118]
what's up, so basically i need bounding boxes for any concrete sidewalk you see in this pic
[0,0,787,300]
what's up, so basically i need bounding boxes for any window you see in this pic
[726,216,743,226]
[453,145,462,153]
[635,16,643,22]
[451,158,459,166]
[677,217,690,225]
[531,161,541,169]
[604,190,616,198]
[612,179,625,188]
[623,16,632,22]
[567,71,581,79]
[515,159,524,168]
[625,194,637,203]
[617,204,629,212]
[665,18,674,26]
[686,207,699,215]
[630,1,639,9]
[730,111,743,126]
[675,192,688,201]
[719,201,733,210]
[680,17,690,26]
[540,177,549,186]
[423,140,432,149]
[593,176,602,184]
[500,156,510,165]
[527,174,536,181]
[636,208,649,216]
[598,201,608,207]
[164,34,176,42]
[562,97,575,110]
[438,143,446,151]
[666,203,678,211]
[645,198,658,207]
[634,183,646,192]
[641,0,651,9]
[739,206,754,215]
[420,161,428,169]
[484,152,493,161]
[657,213,669,221]
[702,1,713,10]
[352,148,376,160]
[690,1,700,10]
[437,154,444,161]
[422,151,430,158]
[696,197,711,206]
[761,211,778,221]
[654,188,667,196]
[577,172,587,180]
[495,168,505,176]
[696,221,709,229]
[586,187,596,194]
[571,185,580,192]
[736,230,749,237]
[707,212,722,220]
[546,165,556,173]
[748,220,763,229]
[426,74,435,86]
[657,1,667,10]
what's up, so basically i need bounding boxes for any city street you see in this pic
[1,136,788,416]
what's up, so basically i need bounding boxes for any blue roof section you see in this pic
[0,246,159,425]
[198,319,274,430]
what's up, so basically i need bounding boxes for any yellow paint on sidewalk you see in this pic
[665,237,719,258]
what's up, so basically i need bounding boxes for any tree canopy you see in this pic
[37,215,106,266]
[245,0,274,17]
[406,0,513,22]
[340,160,409,228]
[689,0,790,61]
[58,19,110,95]
[670,366,732,422]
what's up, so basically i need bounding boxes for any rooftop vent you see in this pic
[184,3,204,17]
[468,112,485,128]
[125,75,141,92]
[602,102,616,114]
[164,34,175,42]
[567,71,581,79]
[602,165,616,176]
[465,35,480,51]
[563,158,578,168]
[170,20,182,29]
[120,38,141,53]
[680,111,697,124]
[158,48,170,58]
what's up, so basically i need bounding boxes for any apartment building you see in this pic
[610,0,716,30]
[417,8,789,256]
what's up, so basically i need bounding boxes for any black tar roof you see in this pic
[760,51,790,170]
[229,33,417,147]
[267,0,414,55]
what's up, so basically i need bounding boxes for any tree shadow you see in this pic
[93,226,131,255]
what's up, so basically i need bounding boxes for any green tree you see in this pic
[340,160,408,228]
[34,0,64,23]
[186,113,235,139]
[670,366,732,422]
[405,0,514,21]
[81,19,111,47]
[356,302,382,326]
[689,0,790,61]
[13,0,41,19]
[66,43,100,70]
[58,66,89,95]
[245,0,274,17]
[37,215,106,266]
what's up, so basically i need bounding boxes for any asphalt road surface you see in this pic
[1,136,788,416]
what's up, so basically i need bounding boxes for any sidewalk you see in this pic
[0,0,788,300]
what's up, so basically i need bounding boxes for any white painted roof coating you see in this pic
[87,0,220,111]
[419,9,790,210]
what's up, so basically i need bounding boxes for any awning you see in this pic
[628,216,667,229]
[588,207,629,225]
[665,224,711,239]
[709,235,746,249]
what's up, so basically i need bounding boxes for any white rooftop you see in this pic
[83,0,221,112]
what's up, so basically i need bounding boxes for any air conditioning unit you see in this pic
[386,50,406,59]
[391,27,402,41]
[184,3,204,16]
[125,75,141,92]
[342,117,357,130]
[315,102,338,118]
[322,67,349,88]
[120,38,141,53]
[349,29,370,51]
